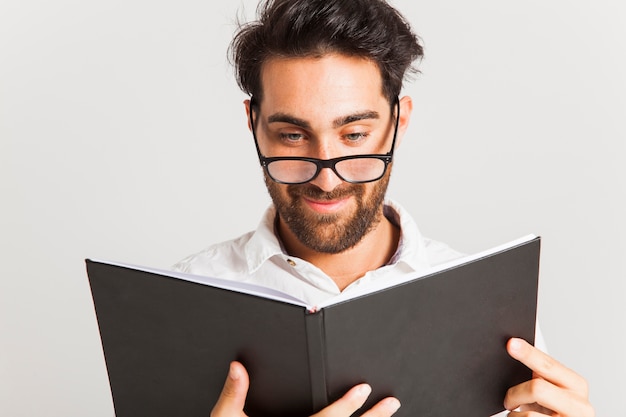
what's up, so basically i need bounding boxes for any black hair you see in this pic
[229,0,424,104]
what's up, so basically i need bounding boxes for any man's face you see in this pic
[251,54,401,254]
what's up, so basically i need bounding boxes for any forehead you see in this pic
[258,54,387,116]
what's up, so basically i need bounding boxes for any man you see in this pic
[174,0,594,416]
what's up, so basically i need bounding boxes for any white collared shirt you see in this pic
[172,199,464,307]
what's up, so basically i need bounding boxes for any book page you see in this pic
[87,259,311,307]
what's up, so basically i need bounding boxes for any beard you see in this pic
[264,170,391,254]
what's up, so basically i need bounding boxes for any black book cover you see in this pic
[86,235,540,417]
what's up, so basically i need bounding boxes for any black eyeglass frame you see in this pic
[249,97,401,185]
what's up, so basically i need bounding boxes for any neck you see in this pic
[277,210,400,291]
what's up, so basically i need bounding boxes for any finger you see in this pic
[311,384,373,417]
[504,377,594,417]
[311,385,400,417]
[520,402,557,415]
[506,410,556,417]
[360,397,402,417]
[507,338,588,394]
[211,361,249,417]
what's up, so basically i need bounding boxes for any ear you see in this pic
[395,95,413,149]
[244,99,252,132]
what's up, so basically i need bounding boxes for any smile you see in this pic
[302,196,352,214]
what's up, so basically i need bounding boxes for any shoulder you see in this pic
[422,237,466,265]
[384,199,464,268]
[171,205,282,279]
[171,232,254,277]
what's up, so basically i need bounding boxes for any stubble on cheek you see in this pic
[263,172,389,254]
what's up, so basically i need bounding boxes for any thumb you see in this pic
[211,361,250,417]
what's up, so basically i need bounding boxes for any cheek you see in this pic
[264,174,290,202]
[364,170,391,203]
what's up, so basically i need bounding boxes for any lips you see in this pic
[302,196,351,214]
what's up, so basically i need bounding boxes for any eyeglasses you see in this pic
[249,97,400,185]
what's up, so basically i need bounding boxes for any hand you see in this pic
[504,338,595,417]
[210,361,401,417]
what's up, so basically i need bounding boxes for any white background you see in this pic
[1,0,624,416]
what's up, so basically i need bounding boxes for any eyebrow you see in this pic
[267,113,311,129]
[267,110,381,129]
[333,111,380,128]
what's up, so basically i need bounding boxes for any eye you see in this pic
[343,132,369,143]
[279,132,305,142]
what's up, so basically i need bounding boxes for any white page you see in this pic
[88,259,311,307]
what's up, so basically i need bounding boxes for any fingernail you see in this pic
[229,362,241,380]
[357,384,372,397]
[509,338,523,352]
[383,398,401,413]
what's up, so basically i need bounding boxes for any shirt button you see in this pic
[286,259,296,267]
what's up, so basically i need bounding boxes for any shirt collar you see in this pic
[383,199,431,271]
[244,205,285,273]
[243,199,431,274]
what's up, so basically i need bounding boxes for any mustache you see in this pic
[286,183,363,201]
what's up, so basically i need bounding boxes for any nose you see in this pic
[306,144,344,192]
[308,165,344,192]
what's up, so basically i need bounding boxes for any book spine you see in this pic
[304,310,328,412]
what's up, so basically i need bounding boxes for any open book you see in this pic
[86,234,540,417]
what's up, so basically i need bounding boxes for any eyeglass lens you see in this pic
[266,158,387,184]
